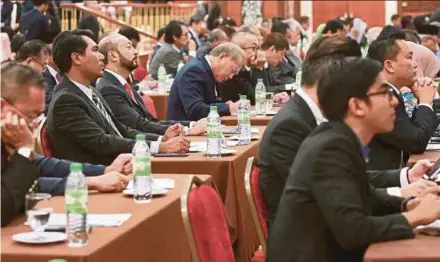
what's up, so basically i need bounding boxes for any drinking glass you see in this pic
[25,193,52,232]
[266,92,274,112]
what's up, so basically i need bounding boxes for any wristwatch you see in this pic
[17,147,33,159]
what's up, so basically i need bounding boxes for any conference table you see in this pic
[2,174,211,262]
[151,126,267,262]
[408,150,440,164]
[221,107,279,126]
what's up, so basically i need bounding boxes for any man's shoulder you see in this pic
[96,77,120,92]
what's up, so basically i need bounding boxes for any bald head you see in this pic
[98,33,138,72]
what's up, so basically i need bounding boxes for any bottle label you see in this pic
[65,189,88,214]
[207,123,221,138]
[134,155,151,177]
[255,91,266,104]
[238,109,250,124]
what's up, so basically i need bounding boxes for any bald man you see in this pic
[96,33,206,136]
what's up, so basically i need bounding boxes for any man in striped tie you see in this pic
[46,29,189,165]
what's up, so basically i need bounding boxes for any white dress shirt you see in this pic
[46,65,60,85]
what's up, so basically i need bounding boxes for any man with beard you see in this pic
[96,33,206,136]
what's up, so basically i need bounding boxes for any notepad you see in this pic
[25,214,132,228]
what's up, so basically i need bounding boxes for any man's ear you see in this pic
[384,60,395,74]
[71,52,82,66]
[23,57,33,66]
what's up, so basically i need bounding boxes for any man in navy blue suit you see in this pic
[167,42,245,121]
[19,0,50,41]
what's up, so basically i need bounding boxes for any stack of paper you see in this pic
[125,178,175,190]
[426,143,440,151]
[26,214,132,228]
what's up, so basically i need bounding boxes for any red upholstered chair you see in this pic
[244,157,268,257]
[139,92,158,119]
[36,117,53,157]
[181,176,235,262]
[132,67,148,82]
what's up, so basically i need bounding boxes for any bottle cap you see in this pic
[257,78,263,83]
[240,95,247,100]
[210,106,218,111]
[70,163,83,172]
[135,134,146,141]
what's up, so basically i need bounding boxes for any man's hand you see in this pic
[87,171,130,193]
[195,117,207,126]
[226,100,239,114]
[188,124,206,136]
[408,159,433,183]
[273,92,290,104]
[105,153,133,175]
[163,123,184,141]
[145,80,159,90]
[1,112,35,153]
[412,77,436,104]
[159,136,190,153]
[400,179,440,198]
[248,50,266,70]
[403,193,440,227]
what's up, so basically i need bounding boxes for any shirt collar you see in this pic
[171,44,181,53]
[105,69,128,86]
[264,62,269,69]
[205,55,213,70]
[387,81,400,95]
[295,87,328,125]
[46,65,59,80]
[70,78,93,100]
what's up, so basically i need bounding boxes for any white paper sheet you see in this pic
[26,213,132,228]
[126,178,175,190]
[426,143,440,151]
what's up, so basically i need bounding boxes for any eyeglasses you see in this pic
[366,86,395,101]
[242,45,260,52]
[31,57,47,70]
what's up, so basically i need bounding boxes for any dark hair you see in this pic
[1,62,46,103]
[271,21,290,35]
[164,20,184,44]
[401,15,414,30]
[189,15,204,26]
[11,34,27,53]
[221,17,237,27]
[272,16,285,24]
[322,20,344,34]
[299,16,310,24]
[15,39,49,62]
[118,26,140,43]
[261,33,289,51]
[318,57,383,121]
[33,0,48,6]
[207,3,221,30]
[391,14,401,21]
[157,27,166,40]
[403,29,421,44]
[302,36,362,86]
[52,29,95,73]
[377,25,406,41]
[367,38,402,64]
[219,25,236,39]
[208,28,227,43]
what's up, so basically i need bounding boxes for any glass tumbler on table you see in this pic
[25,193,52,232]
[266,92,274,112]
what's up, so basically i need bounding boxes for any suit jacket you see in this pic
[167,56,230,121]
[149,44,162,68]
[188,27,201,49]
[259,95,402,228]
[149,42,184,80]
[267,121,414,262]
[19,8,49,41]
[42,68,58,114]
[367,90,438,170]
[267,49,300,90]
[47,77,158,165]
[97,71,170,135]
[196,41,212,57]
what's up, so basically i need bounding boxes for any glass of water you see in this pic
[266,92,274,112]
[25,193,52,232]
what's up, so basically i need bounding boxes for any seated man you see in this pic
[97,33,205,136]
[47,29,189,165]
[1,63,131,227]
[196,28,228,57]
[268,57,440,262]
[15,39,49,74]
[367,35,438,169]
[167,43,245,121]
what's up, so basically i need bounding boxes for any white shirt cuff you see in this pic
[400,167,410,187]
[150,141,160,154]
[387,187,402,197]
[157,136,163,143]
[418,103,434,111]
[189,50,197,57]
[189,121,195,128]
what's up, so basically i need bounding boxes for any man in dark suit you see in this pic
[19,0,50,41]
[259,35,436,229]
[42,44,62,113]
[188,15,206,50]
[47,29,189,165]
[15,39,49,74]
[78,1,103,43]
[268,57,440,262]
[149,27,165,68]
[1,63,133,226]
[167,43,245,121]
[96,33,205,136]
[195,28,228,57]
[367,36,438,170]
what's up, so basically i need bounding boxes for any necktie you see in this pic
[55,73,62,84]
[91,91,123,138]
[123,83,137,104]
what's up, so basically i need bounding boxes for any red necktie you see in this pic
[124,83,137,104]
[55,73,62,84]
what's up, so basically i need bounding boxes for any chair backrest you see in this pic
[244,157,268,254]
[181,176,235,262]
[36,117,53,157]
[132,67,148,82]
[139,92,158,119]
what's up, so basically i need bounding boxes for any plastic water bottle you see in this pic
[132,134,153,204]
[401,90,417,118]
[206,106,221,158]
[238,95,251,145]
[255,78,266,118]
[66,163,88,248]
[177,60,184,72]
[157,63,167,93]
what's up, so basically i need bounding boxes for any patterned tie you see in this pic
[55,73,62,84]
[91,91,123,137]
[123,83,137,104]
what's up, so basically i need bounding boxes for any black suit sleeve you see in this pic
[369,187,404,216]
[310,140,414,250]
[375,106,438,153]
[52,93,139,157]
[100,87,169,135]
[1,154,39,227]
[366,169,401,188]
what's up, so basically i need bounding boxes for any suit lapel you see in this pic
[200,56,217,100]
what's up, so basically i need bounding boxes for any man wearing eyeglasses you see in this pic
[15,39,49,74]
